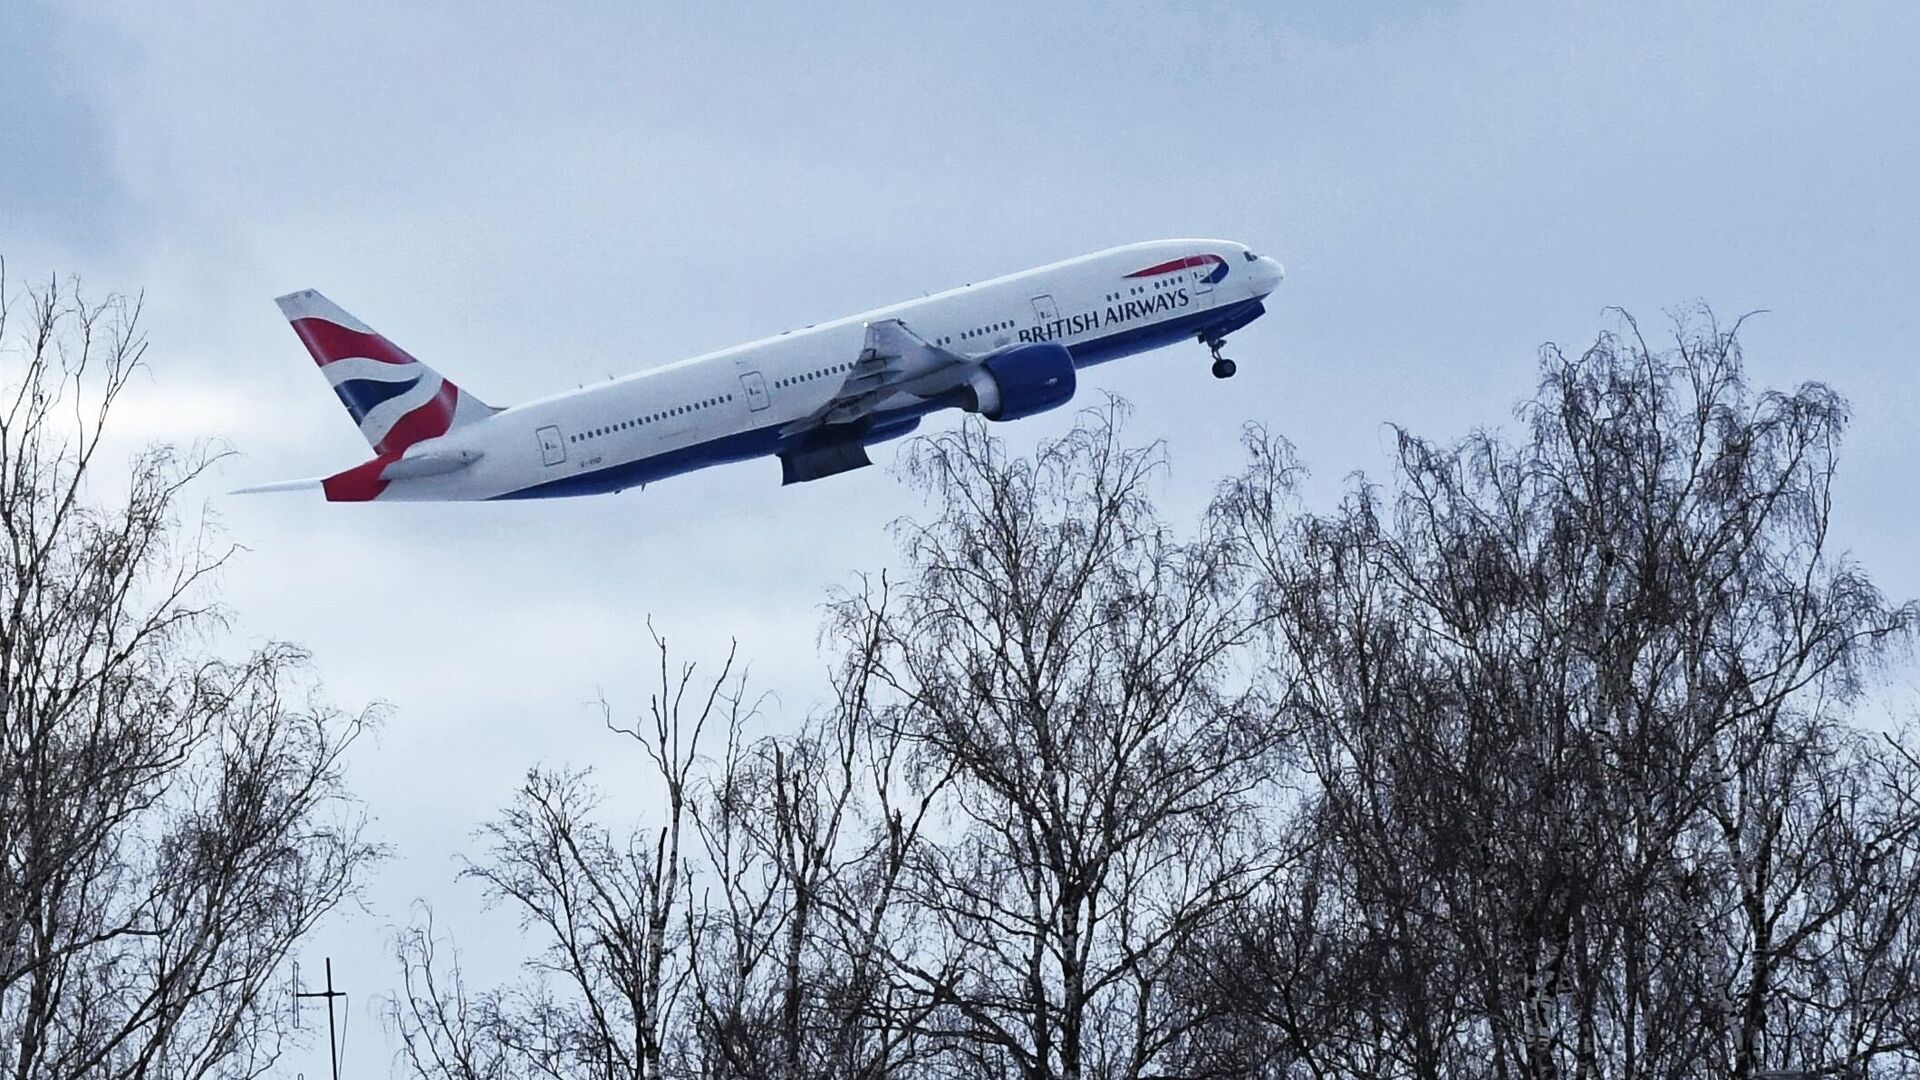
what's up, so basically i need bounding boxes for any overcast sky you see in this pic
[7,2,1919,1073]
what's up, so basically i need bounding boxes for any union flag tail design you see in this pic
[275,290,498,456]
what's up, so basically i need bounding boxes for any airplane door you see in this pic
[1031,294,1059,322]
[739,371,770,412]
[536,425,566,466]
[1190,258,1216,297]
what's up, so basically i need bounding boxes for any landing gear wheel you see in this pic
[1203,332,1236,379]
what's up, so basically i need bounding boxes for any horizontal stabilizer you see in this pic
[231,476,325,495]
[229,447,479,500]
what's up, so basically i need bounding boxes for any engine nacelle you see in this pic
[964,343,1076,422]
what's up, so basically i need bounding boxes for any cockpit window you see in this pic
[1244,251,1259,261]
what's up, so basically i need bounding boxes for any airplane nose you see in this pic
[1254,255,1285,294]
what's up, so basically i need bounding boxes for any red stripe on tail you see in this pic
[373,382,461,457]
[322,455,395,502]
[289,317,418,366]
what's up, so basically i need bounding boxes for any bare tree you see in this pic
[396,615,948,1080]
[392,630,740,1080]
[390,910,511,1080]
[1213,309,1920,1079]
[831,401,1290,1080]
[683,585,950,1080]
[0,267,380,1079]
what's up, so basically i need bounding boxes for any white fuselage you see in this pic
[384,239,1281,500]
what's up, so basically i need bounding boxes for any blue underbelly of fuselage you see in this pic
[494,297,1267,499]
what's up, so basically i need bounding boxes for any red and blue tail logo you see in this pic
[275,290,496,459]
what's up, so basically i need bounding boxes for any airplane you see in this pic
[246,239,1284,501]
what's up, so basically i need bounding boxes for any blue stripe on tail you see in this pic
[333,376,422,422]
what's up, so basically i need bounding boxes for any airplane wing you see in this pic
[780,320,974,437]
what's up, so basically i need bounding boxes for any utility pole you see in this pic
[294,957,346,1080]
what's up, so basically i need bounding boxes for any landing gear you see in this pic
[1203,333,1237,379]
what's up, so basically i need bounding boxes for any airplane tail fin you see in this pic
[275,290,500,456]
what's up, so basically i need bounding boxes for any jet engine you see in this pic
[962,342,1077,421]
